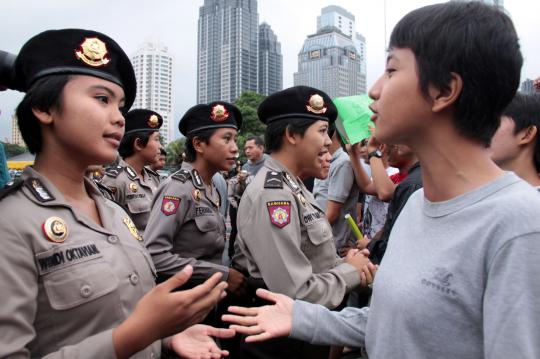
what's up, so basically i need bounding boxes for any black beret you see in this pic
[124,109,163,136]
[13,29,136,110]
[179,101,242,136]
[258,86,337,125]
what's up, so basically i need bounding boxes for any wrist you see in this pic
[113,315,156,359]
[368,149,382,160]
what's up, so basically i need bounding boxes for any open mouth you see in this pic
[103,132,122,147]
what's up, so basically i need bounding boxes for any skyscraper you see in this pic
[197,0,259,104]
[131,42,174,145]
[11,114,24,146]
[258,22,283,95]
[294,5,366,98]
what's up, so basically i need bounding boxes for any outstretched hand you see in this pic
[222,289,294,343]
[171,324,235,359]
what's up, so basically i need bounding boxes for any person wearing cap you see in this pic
[102,109,163,234]
[0,29,233,359]
[230,86,373,359]
[145,102,247,295]
[151,147,168,172]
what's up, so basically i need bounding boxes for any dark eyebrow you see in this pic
[90,84,126,103]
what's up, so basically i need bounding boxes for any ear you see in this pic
[430,72,463,113]
[284,127,298,146]
[32,108,54,125]
[517,125,538,146]
[192,136,205,154]
[133,137,144,152]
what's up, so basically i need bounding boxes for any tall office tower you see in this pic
[520,79,539,94]
[131,42,174,145]
[197,0,259,104]
[258,22,283,95]
[295,5,366,98]
[11,114,24,146]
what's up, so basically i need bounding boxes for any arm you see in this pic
[347,144,377,195]
[326,159,355,224]
[366,139,397,202]
[325,200,343,225]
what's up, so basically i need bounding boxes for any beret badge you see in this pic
[148,114,159,128]
[75,37,110,67]
[306,94,327,115]
[210,104,229,122]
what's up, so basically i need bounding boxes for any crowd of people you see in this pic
[0,1,539,359]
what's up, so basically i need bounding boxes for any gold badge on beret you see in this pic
[306,94,327,114]
[129,182,138,193]
[75,37,110,67]
[42,217,68,243]
[210,104,229,122]
[123,217,143,241]
[192,189,202,202]
[148,114,159,128]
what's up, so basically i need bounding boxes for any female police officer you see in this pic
[145,103,247,295]
[0,29,232,358]
[102,109,163,234]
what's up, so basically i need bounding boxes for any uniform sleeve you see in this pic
[144,181,229,282]
[483,233,540,359]
[238,189,359,308]
[328,160,354,204]
[290,300,369,348]
[0,217,118,359]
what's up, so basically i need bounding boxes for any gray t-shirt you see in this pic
[242,154,268,177]
[291,172,540,358]
[313,148,359,249]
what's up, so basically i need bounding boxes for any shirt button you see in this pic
[150,353,155,359]
[107,235,119,244]
[129,273,139,285]
[80,284,93,298]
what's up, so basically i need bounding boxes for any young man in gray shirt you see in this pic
[224,3,540,358]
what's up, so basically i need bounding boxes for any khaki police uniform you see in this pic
[145,161,229,284]
[0,167,159,358]
[233,157,361,309]
[102,159,160,235]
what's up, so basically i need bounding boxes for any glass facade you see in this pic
[258,23,283,95]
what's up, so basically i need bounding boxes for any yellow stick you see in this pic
[345,213,363,241]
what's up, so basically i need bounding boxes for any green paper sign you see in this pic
[333,94,374,145]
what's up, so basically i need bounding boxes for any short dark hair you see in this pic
[502,93,540,172]
[184,128,217,162]
[265,118,319,153]
[389,2,522,147]
[246,135,264,147]
[118,131,156,159]
[16,74,72,154]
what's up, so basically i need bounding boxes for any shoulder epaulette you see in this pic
[0,180,24,201]
[95,181,116,201]
[24,178,55,202]
[172,169,191,183]
[264,171,283,189]
[124,166,138,180]
[145,167,159,177]
[191,169,204,189]
[105,165,123,178]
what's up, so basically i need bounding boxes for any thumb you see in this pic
[255,288,281,304]
[159,265,193,293]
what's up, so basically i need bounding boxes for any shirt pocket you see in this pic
[194,214,218,233]
[43,260,119,310]
[126,198,150,215]
[305,219,333,246]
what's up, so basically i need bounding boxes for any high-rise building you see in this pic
[258,22,283,96]
[197,0,259,104]
[11,114,24,147]
[131,42,174,145]
[294,5,366,98]
[520,78,539,94]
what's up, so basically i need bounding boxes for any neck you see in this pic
[125,156,145,177]
[250,155,263,164]
[190,158,217,185]
[271,149,301,178]
[329,142,341,155]
[501,155,540,187]
[398,157,417,174]
[409,116,503,202]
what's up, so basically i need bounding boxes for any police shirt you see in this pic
[233,157,361,309]
[102,159,160,235]
[144,162,229,284]
[0,167,159,358]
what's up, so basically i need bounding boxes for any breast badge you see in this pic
[161,196,180,216]
[42,217,68,243]
[123,217,143,241]
[129,182,138,193]
[192,189,202,202]
[266,201,291,228]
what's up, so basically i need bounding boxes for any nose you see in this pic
[231,139,239,154]
[113,108,125,128]
[368,74,384,102]
[324,131,332,148]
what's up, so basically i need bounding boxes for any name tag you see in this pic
[195,206,213,217]
[303,211,323,224]
[35,242,103,275]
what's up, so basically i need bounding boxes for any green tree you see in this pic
[234,91,266,162]
[1,142,27,158]
[165,138,186,170]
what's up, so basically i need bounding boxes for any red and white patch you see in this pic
[161,196,180,216]
[266,201,291,228]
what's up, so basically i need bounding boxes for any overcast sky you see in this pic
[1,0,538,142]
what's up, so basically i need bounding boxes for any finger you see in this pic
[360,271,367,286]
[360,248,370,257]
[362,266,373,283]
[158,265,193,293]
[245,331,274,343]
[226,306,259,316]
[206,327,236,339]
[187,272,224,299]
[172,273,225,304]
[222,314,259,326]
[255,288,281,303]
[229,324,262,336]
[220,350,230,357]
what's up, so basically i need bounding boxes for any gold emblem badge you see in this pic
[148,115,159,128]
[306,94,327,114]
[75,37,110,67]
[192,189,202,202]
[123,217,143,241]
[210,104,229,122]
[42,217,68,243]
[129,182,138,193]
[297,193,306,206]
